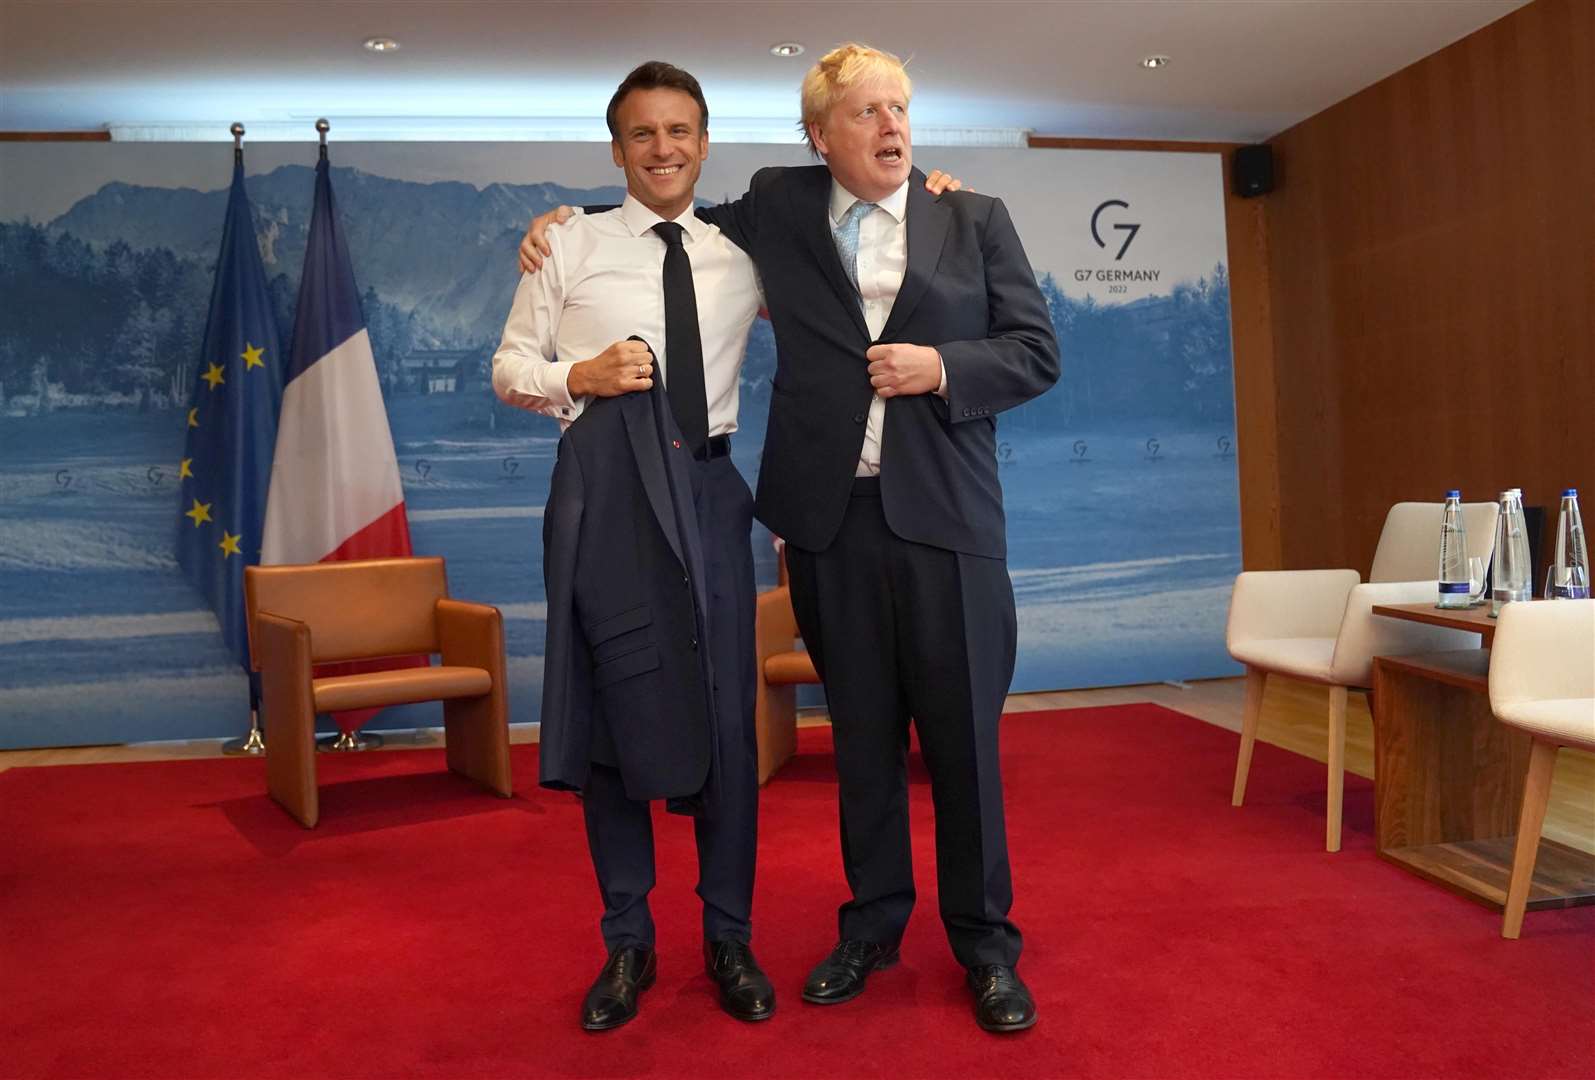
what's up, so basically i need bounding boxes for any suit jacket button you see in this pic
[962,408,971,417]
[852,412,865,424]
[689,637,699,651]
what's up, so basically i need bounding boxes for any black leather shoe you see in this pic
[966,964,1036,1033]
[704,939,776,1021]
[801,939,899,1004]
[580,945,657,1031]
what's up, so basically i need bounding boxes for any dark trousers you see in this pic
[786,477,1022,968]
[581,454,759,950]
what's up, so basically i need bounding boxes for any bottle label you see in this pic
[1438,582,1470,594]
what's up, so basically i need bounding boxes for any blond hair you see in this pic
[800,43,912,153]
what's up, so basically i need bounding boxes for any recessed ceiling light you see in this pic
[364,37,401,53]
[770,42,805,58]
[1141,54,1170,69]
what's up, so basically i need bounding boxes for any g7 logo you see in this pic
[1091,199,1140,261]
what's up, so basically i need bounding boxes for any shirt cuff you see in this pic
[549,361,579,415]
[935,351,948,399]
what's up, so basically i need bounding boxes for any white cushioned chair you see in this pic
[1226,501,1499,851]
[1488,599,1595,938]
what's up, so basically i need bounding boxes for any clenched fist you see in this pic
[570,340,654,398]
[865,343,943,398]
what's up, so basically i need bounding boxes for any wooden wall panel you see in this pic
[1265,0,1594,573]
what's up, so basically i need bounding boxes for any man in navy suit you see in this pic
[521,43,1058,1033]
[729,44,1058,1034]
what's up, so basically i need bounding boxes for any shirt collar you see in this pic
[620,193,710,243]
[828,178,910,225]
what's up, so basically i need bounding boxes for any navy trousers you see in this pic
[786,477,1023,969]
[580,454,759,949]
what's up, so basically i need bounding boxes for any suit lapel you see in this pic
[881,175,952,341]
[620,390,686,569]
[795,170,871,341]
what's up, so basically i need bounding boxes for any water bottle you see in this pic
[1437,490,1471,609]
[1490,489,1532,617]
[1549,488,1591,599]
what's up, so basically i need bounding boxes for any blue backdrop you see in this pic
[0,143,1243,748]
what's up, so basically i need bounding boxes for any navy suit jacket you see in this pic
[539,378,718,803]
[701,165,1060,558]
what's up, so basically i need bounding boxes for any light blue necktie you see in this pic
[832,200,876,294]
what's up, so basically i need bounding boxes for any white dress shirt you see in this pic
[830,179,947,477]
[832,179,906,476]
[493,195,762,435]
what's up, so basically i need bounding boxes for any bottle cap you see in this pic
[1446,489,1461,499]
[1565,488,1578,497]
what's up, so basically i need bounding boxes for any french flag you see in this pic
[262,151,420,732]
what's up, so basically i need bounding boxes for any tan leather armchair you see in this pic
[244,557,512,828]
[753,548,818,784]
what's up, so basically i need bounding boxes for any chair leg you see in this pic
[444,692,513,798]
[1232,666,1267,806]
[1326,685,1347,852]
[263,685,318,829]
[1503,740,1559,939]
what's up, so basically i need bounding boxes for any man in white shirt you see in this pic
[492,61,772,1032]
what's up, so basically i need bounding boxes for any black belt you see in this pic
[851,475,882,497]
[694,434,731,461]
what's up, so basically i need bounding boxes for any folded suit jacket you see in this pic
[538,375,720,803]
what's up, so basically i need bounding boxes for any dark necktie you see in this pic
[651,221,708,457]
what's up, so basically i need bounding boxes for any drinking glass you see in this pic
[1468,556,1488,606]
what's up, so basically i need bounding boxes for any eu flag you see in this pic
[174,153,284,669]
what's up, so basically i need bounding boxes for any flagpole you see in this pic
[218,120,268,758]
[223,674,267,756]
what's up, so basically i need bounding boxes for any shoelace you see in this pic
[608,949,647,978]
[713,940,755,972]
[967,965,1012,993]
[834,939,883,964]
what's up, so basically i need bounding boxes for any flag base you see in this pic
[222,712,266,756]
[317,730,384,752]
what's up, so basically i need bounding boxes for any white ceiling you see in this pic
[1,0,1532,143]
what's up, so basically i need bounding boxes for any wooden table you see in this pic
[1370,603,1595,912]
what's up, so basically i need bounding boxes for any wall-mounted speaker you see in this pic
[1233,144,1274,198]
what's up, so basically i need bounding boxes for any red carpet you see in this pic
[2,704,1591,1079]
